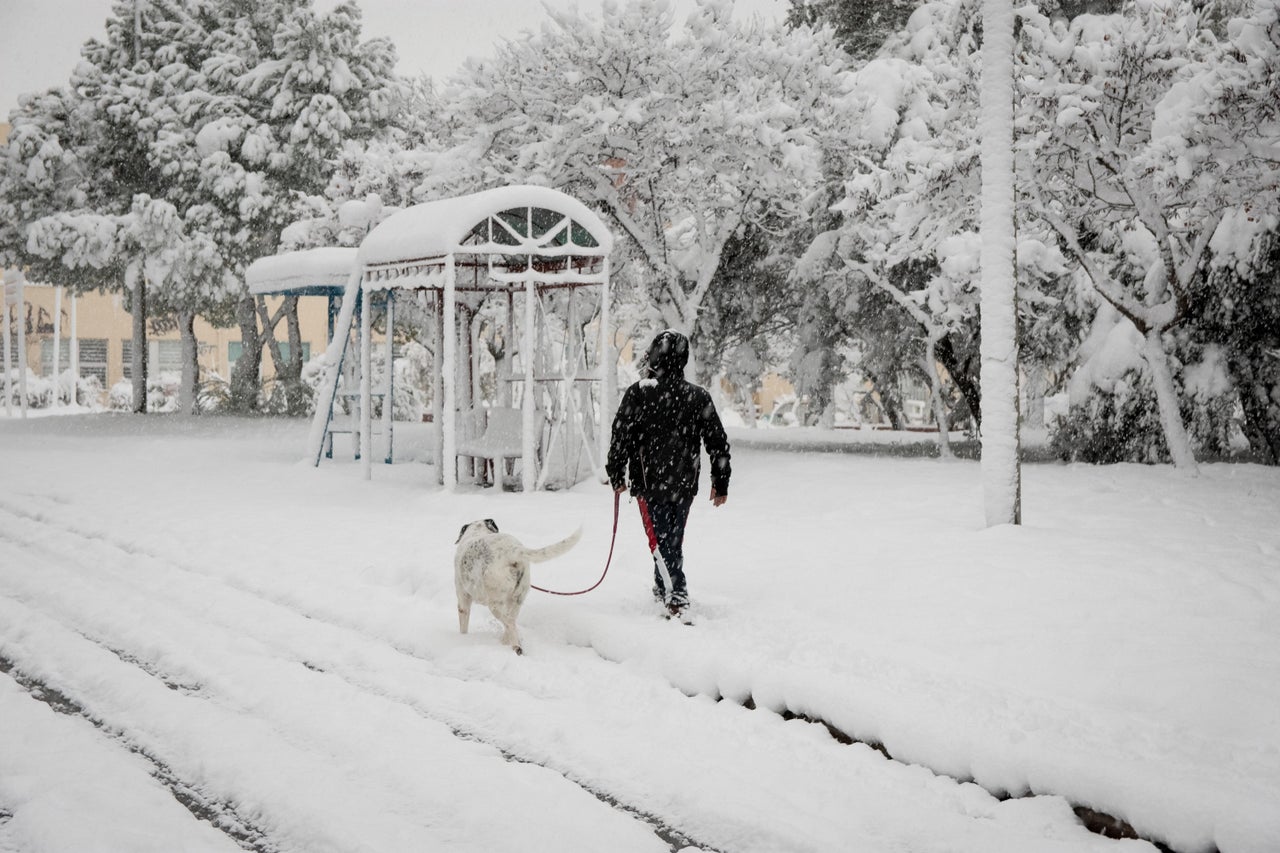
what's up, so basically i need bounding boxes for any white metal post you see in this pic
[979,0,1022,525]
[430,292,443,477]
[16,275,26,417]
[382,291,394,464]
[2,280,11,418]
[360,284,373,480]
[306,271,361,466]
[2,274,12,417]
[502,292,514,407]
[443,256,458,490]
[70,293,79,406]
[52,286,62,408]
[599,257,611,477]
[522,278,536,492]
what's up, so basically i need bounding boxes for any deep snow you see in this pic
[1,413,1277,853]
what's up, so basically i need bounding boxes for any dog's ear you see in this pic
[455,523,469,544]
[484,518,499,534]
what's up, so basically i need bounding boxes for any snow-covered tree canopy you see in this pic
[320,0,852,349]
[1010,0,1280,467]
[781,0,1279,463]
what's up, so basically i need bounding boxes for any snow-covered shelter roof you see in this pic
[246,247,358,296]
[357,185,612,282]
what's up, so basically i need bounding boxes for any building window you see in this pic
[40,339,67,375]
[78,338,108,385]
[276,341,311,363]
[122,339,185,380]
[39,339,107,384]
[229,341,311,377]
[121,339,140,380]
[155,340,183,375]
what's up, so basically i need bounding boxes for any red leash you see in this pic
[531,489,621,596]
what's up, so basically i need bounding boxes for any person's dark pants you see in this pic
[637,496,693,605]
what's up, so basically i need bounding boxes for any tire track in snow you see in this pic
[0,654,277,853]
[0,500,718,853]
[565,621,1174,850]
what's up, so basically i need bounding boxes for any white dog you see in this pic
[454,519,582,654]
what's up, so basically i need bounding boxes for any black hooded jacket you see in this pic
[607,330,731,502]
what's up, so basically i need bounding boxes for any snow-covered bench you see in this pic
[456,407,539,489]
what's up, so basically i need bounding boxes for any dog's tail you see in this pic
[522,527,582,563]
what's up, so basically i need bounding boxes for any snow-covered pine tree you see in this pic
[3,0,404,414]
[192,0,403,413]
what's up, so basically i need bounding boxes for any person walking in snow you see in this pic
[607,329,731,618]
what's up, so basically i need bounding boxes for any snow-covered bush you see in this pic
[391,341,432,422]
[107,373,182,413]
[1052,334,1244,464]
[4,369,52,409]
[69,372,104,408]
[3,368,102,410]
[300,355,329,415]
[197,372,231,414]
[1051,371,1169,464]
[106,379,132,412]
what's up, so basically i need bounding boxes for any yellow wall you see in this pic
[8,284,332,392]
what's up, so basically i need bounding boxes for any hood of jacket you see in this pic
[644,330,689,381]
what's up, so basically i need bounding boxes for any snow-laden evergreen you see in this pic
[0,0,405,414]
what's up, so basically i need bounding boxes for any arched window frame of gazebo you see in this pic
[303,185,613,491]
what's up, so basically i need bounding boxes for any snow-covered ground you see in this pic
[1,413,1277,853]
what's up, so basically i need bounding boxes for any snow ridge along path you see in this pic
[2,415,1278,853]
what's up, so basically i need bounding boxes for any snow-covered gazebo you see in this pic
[280,185,613,491]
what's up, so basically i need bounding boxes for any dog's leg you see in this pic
[504,622,523,656]
[457,592,472,634]
[491,603,523,655]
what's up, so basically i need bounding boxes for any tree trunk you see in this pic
[924,337,953,459]
[283,296,307,414]
[1024,362,1047,431]
[179,311,199,415]
[130,275,148,414]
[1142,329,1199,472]
[936,331,981,429]
[868,373,906,430]
[229,295,262,413]
[741,385,758,427]
[256,296,306,415]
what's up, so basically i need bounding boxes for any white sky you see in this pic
[0,0,787,119]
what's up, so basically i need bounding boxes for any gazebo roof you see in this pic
[357,185,613,271]
[246,247,357,296]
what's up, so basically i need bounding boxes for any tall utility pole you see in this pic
[130,0,148,413]
[979,0,1022,525]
